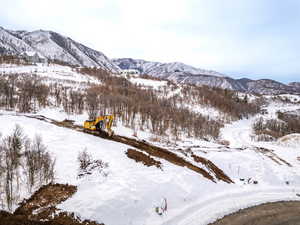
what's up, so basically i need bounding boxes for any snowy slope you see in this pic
[0,63,99,88]
[0,27,34,54]
[0,110,300,225]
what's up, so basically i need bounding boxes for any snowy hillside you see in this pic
[0,26,33,54]
[0,59,300,225]
[0,63,99,88]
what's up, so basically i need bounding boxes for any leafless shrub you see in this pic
[77,149,92,171]
[77,149,109,178]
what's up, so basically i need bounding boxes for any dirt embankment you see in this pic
[126,148,162,169]
[209,201,300,225]
[15,183,77,221]
[0,183,104,225]
[191,154,233,183]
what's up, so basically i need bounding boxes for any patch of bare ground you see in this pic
[0,211,55,225]
[126,148,162,169]
[1,183,104,225]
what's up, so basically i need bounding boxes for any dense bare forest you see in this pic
[253,111,300,141]
[0,66,262,140]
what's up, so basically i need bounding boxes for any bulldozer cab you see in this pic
[84,115,114,136]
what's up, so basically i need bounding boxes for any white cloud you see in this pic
[0,0,300,82]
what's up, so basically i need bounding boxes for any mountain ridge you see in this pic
[113,58,300,94]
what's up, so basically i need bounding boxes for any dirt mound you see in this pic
[191,154,233,183]
[0,211,57,225]
[9,183,104,225]
[15,183,77,219]
[126,148,162,169]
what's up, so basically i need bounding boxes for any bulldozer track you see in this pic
[24,115,233,184]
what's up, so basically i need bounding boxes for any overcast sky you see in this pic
[1,0,299,83]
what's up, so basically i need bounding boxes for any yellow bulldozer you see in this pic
[84,115,114,136]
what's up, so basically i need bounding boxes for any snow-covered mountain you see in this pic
[114,58,300,94]
[241,79,299,95]
[0,27,120,72]
[112,58,225,77]
[0,27,33,54]
[289,82,300,89]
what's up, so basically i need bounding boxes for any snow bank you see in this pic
[278,133,300,148]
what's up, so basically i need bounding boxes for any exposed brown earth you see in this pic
[15,183,77,220]
[191,154,233,183]
[209,201,300,225]
[126,148,162,169]
[0,211,55,225]
[0,183,104,225]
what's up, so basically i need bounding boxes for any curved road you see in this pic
[209,201,300,225]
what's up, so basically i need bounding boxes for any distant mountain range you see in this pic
[112,58,225,77]
[114,58,300,95]
[0,26,299,95]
